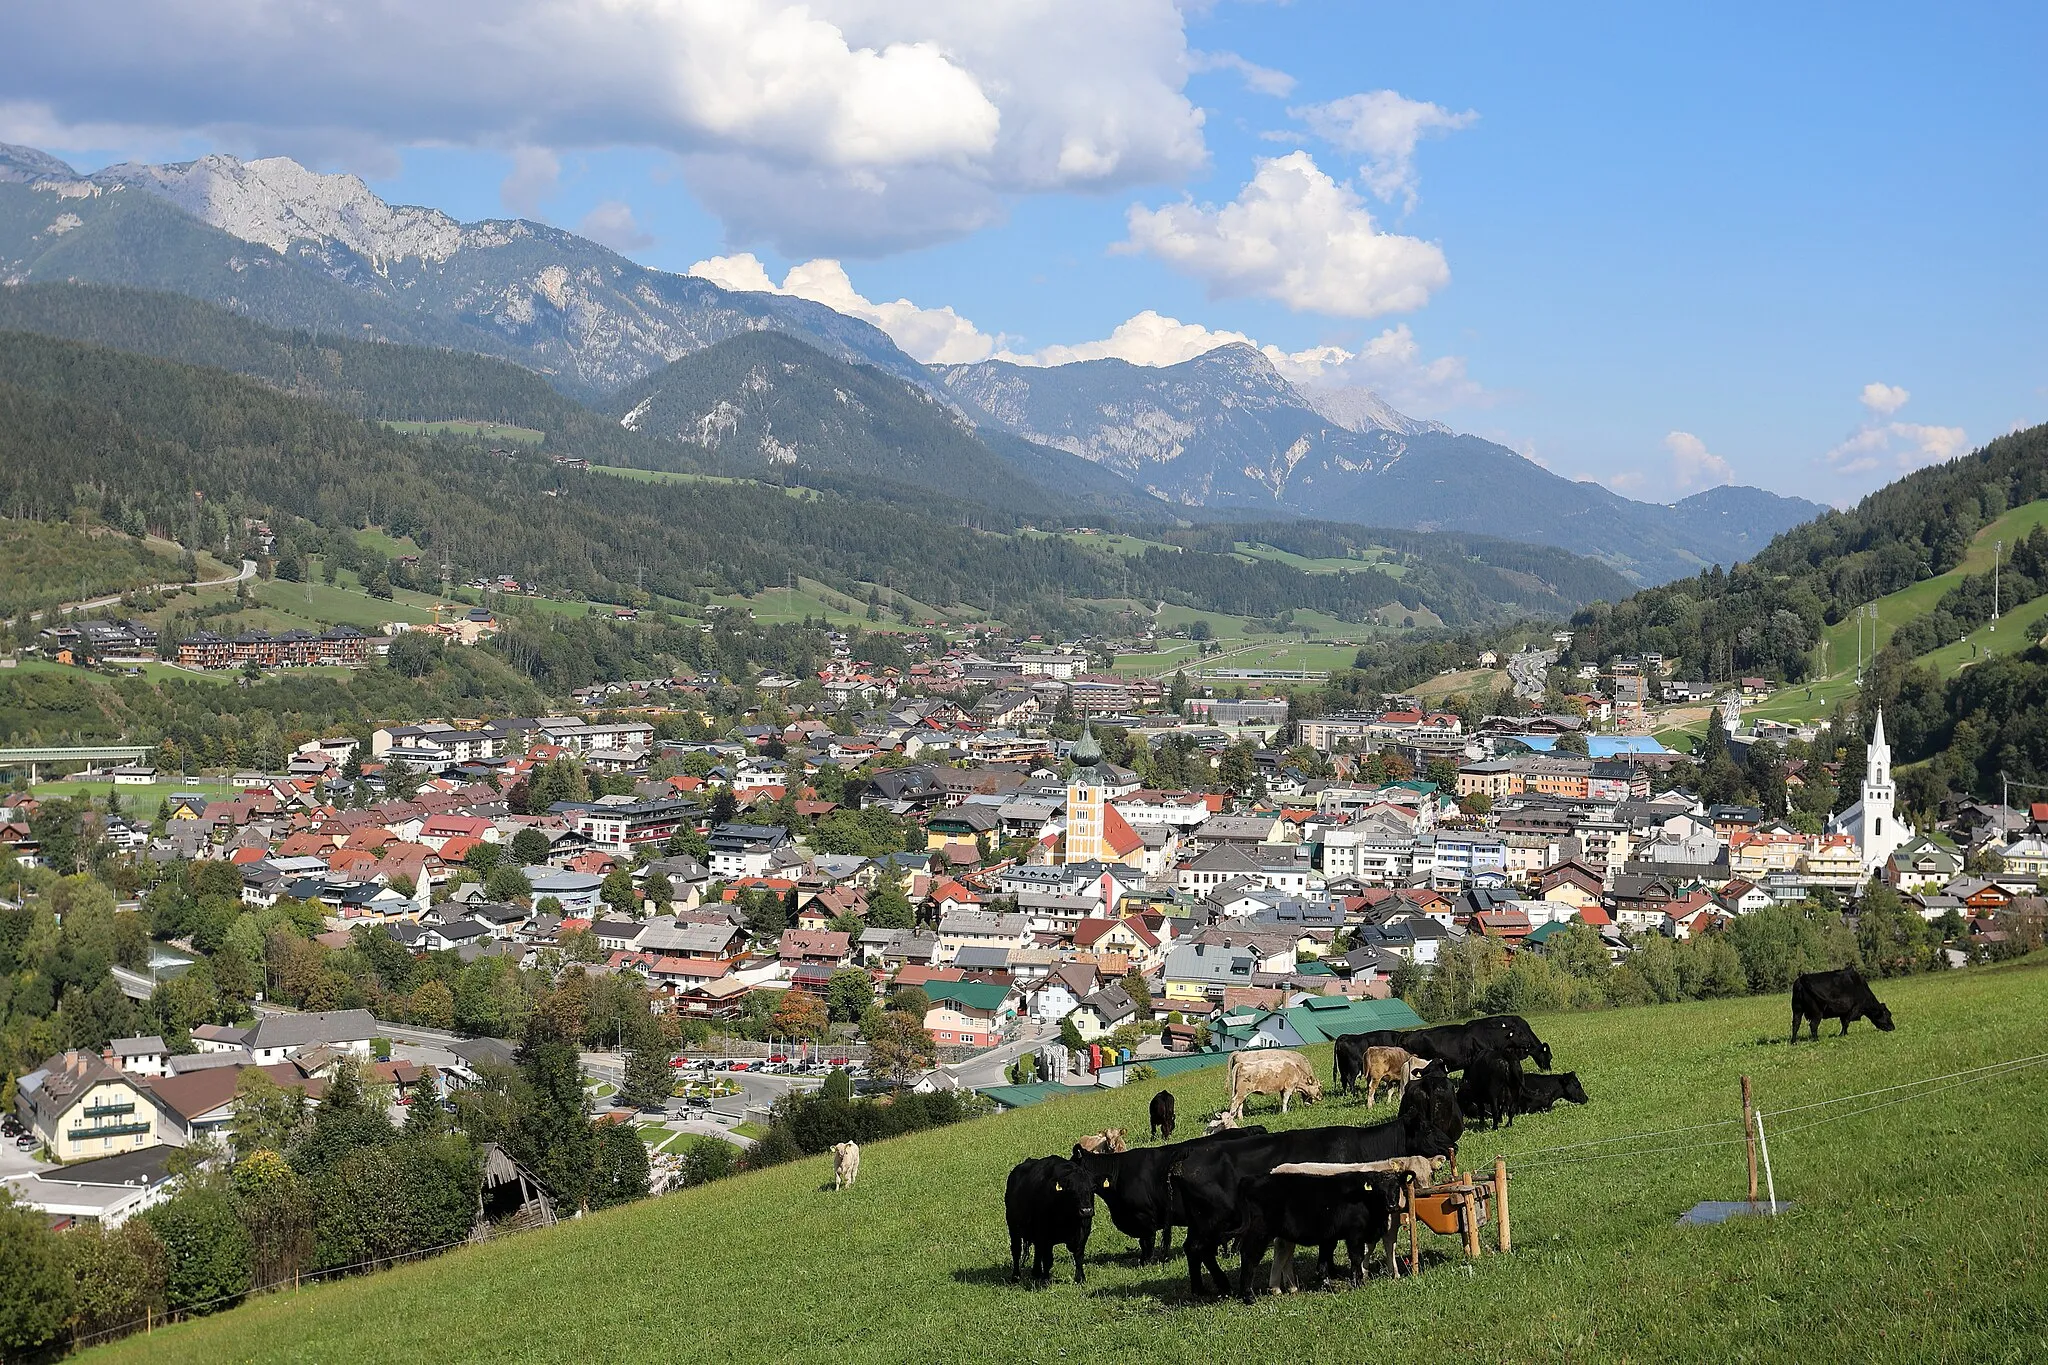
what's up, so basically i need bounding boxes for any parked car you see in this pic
[14,1134,37,1150]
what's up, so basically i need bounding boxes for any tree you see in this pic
[1554,729,1590,756]
[745,887,789,940]
[1058,1016,1086,1051]
[402,1073,447,1138]
[1120,969,1154,1017]
[679,1137,737,1187]
[0,1194,72,1359]
[57,1219,167,1341]
[484,864,533,904]
[887,984,931,1018]
[510,827,551,865]
[231,1070,309,1159]
[620,1022,675,1111]
[600,868,640,918]
[825,968,875,1023]
[510,1005,595,1210]
[408,979,456,1029]
[145,1186,254,1313]
[867,867,914,930]
[643,873,675,912]
[865,1010,936,1085]
[771,989,828,1041]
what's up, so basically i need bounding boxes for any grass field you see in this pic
[1233,541,1407,579]
[89,964,2048,1364]
[378,420,545,444]
[591,465,817,500]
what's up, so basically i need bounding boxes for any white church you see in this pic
[1830,708,1912,876]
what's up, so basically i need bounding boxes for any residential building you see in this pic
[15,1052,163,1162]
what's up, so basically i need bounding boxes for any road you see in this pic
[6,558,257,627]
[939,1021,1063,1089]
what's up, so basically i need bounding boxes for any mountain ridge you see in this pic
[0,141,1826,583]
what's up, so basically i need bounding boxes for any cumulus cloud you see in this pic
[1827,384,1966,477]
[1122,151,1450,317]
[686,252,998,363]
[578,200,654,252]
[499,146,560,218]
[1292,90,1476,210]
[1189,50,1296,98]
[1662,431,1735,493]
[6,1,1206,255]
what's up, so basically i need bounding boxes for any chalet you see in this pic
[15,1051,164,1161]
[779,930,852,968]
[922,980,1015,1047]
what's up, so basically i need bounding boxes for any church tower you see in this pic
[1854,707,1907,874]
[1064,725,1105,864]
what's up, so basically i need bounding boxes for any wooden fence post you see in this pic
[1742,1075,1758,1204]
[1494,1156,1510,1253]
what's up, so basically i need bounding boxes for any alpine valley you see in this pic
[0,142,1823,586]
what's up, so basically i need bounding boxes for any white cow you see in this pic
[831,1141,861,1191]
[1226,1048,1324,1119]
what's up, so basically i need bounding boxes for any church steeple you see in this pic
[1071,723,1102,775]
[1867,707,1891,791]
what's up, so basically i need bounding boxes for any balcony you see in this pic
[68,1120,152,1141]
[83,1101,136,1119]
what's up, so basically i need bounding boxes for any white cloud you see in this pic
[1292,90,1476,210]
[1827,422,1968,477]
[7,1,1206,255]
[686,252,998,363]
[1826,382,1966,477]
[499,146,560,218]
[1662,431,1735,493]
[1188,50,1296,98]
[578,200,654,252]
[1122,151,1450,317]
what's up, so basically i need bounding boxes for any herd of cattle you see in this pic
[1003,968,1898,1300]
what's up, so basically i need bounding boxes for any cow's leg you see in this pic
[1011,1233,1025,1283]
[1185,1240,1211,1297]
[1137,1229,1154,1264]
[1790,1002,1800,1044]
[1383,1224,1400,1280]
[1237,1233,1268,1303]
[1840,1015,1851,1036]
[1034,1238,1054,1288]
[1070,1230,1088,1284]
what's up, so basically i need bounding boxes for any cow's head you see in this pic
[1402,1071,1464,1150]
[1299,1076,1325,1105]
[1558,1073,1589,1105]
[1402,1055,1434,1083]
[1527,1039,1554,1071]
[1867,999,1896,1032]
[1049,1159,1098,1219]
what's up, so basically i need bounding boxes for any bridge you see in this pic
[0,745,153,783]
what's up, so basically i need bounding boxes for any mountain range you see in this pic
[0,141,1826,584]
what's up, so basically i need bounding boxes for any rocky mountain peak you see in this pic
[92,152,465,263]
[0,142,82,184]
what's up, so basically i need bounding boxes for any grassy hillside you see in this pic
[92,964,2048,1364]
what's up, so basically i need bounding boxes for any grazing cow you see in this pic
[1074,1127,1128,1155]
[1068,1126,1269,1263]
[1170,1075,1464,1298]
[1791,968,1896,1042]
[1334,1015,1553,1093]
[1150,1090,1176,1142]
[1470,1015,1554,1071]
[1204,1111,1244,1135]
[1516,1071,1589,1114]
[1005,1156,1096,1288]
[1362,1047,1432,1109]
[831,1141,861,1190]
[1226,1049,1324,1119]
[1232,1169,1408,1299]
[1456,1054,1524,1130]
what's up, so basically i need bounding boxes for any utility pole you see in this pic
[1991,538,2002,630]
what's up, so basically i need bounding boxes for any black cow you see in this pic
[1790,967,1896,1042]
[1069,1125,1269,1263]
[1469,1015,1554,1070]
[1233,1169,1406,1302]
[1005,1155,1096,1288]
[1456,1053,1524,1130]
[1515,1071,1589,1114]
[1170,1075,1463,1298]
[1150,1090,1176,1142]
[1334,1016,1550,1094]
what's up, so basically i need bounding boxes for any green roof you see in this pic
[976,1082,1095,1109]
[1212,995,1425,1046]
[925,980,1010,1012]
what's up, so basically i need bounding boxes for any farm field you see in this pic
[1410,666,1506,704]
[378,420,545,444]
[89,964,2048,1365]
[1232,540,1407,579]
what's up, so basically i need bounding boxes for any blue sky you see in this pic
[11,1,2045,505]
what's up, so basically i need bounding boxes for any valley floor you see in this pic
[91,963,2048,1364]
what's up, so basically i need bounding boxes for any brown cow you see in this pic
[1362,1046,1432,1109]
[1226,1049,1324,1119]
[1074,1128,1128,1155]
